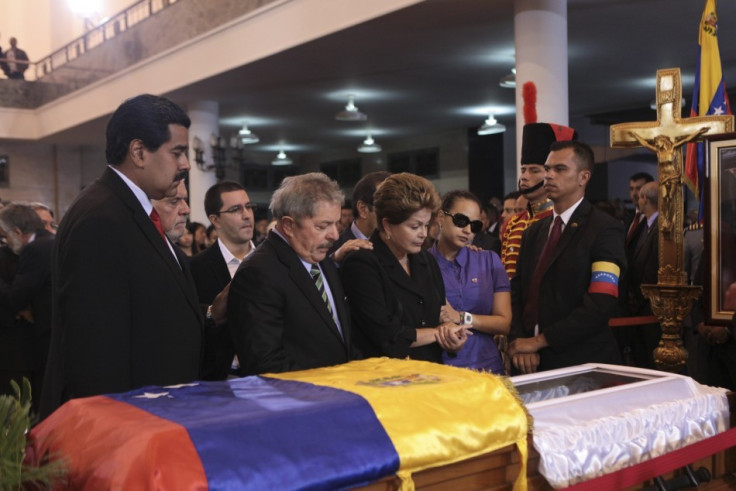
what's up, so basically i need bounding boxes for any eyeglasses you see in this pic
[443,210,483,234]
[215,203,258,216]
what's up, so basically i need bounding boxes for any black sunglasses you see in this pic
[443,211,483,234]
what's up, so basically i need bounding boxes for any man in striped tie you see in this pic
[228,173,358,375]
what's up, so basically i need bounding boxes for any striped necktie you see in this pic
[310,264,333,315]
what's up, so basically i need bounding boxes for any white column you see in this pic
[188,101,219,224]
[513,0,569,171]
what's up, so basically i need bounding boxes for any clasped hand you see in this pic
[435,322,471,353]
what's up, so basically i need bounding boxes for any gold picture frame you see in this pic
[705,133,736,325]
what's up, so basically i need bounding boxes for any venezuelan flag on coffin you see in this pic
[30,358,529,490]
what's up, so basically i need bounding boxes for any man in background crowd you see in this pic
[0,203,54,411]
[191,181,256,380]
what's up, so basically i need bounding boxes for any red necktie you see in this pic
[150,209,167,242]
[626,211,643,244]
[523,216,563,334]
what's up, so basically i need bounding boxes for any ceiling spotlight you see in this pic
[272,150,293,166]
[358,134,382,153]
[499,68,516,89]
[238,122,259,144]
[335,95,367,121]
[477,115,506,135]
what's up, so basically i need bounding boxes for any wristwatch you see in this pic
[462,312,473,326]
[206,304,214,321]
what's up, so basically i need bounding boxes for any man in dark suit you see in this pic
[328,170,390,263]
[626,181,660,368]
[191,181,256,380]
[472,204,501,253]
[509,140,626,373]
[0,204,54,408]
[228,172,357,375]
[40,94,203,418]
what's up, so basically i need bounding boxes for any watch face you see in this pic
[463,312,473,325]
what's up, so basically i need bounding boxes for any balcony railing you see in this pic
[35,0,180,80]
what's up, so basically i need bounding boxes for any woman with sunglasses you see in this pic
[341,173,469,363]
[428,190,511,374]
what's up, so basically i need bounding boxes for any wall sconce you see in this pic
[192,136,209,171]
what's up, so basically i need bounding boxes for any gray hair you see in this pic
[0,202,46,234]
[640,181,658,206]
[270,172,344,220]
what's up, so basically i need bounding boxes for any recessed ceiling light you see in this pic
[499,68,516,89]
[477,115,506,135]
[335,95,367,121]
[238,122,259,144]
[358,135,382,153]
[272,150,293,166]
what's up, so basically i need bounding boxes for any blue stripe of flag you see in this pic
[109,377,400,490]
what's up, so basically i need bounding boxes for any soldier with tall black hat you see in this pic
[500,82,578,280]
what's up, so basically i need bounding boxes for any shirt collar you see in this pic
[646,211,659,229]
[428,241,468,267]
[350,221,368,240]
[109,165,152,215]
[554,196,584,226]
[217,238,255,263]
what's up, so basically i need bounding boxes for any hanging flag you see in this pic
[684,0,732,219]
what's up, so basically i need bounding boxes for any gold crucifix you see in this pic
[610,67,734,371]
[611,67,733,285]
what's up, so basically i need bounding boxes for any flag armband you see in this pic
[588,261,620,297]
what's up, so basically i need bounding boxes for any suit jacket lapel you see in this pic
[371,233,428,297]
[209,245,233,286]
[101,168,202,320]
[268,233,345,343]
[321,259,350,347]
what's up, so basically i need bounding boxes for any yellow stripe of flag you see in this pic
[270,358,529,490]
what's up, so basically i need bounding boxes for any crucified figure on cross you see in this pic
[628,127,709,234]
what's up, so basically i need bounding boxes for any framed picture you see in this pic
[0,155,8,187]
[705,133,736,324]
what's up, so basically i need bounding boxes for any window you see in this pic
[320,158,362,187]
[387,148,439,178]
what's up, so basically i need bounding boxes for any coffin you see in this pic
[28,360,735,490]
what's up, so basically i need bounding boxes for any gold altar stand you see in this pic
[357,392,736,491]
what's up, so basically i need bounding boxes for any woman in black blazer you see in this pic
[341,173,468,363]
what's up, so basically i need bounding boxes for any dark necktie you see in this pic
[626,211,643,245]
[310,264,333,315]
[149,209,167,242]
[523,216,564,334]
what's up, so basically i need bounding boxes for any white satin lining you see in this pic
[531,382,728,488]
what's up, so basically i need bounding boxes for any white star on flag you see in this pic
[133,391,172,399]
[713,105,725,115]
[164,382,199,389]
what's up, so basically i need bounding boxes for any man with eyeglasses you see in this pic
[190,181,257,380]
[228,173,358,375]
